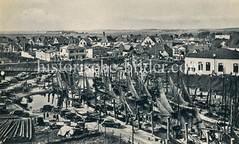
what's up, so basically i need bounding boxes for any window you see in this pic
[188,67,195,72]
[198,62,203,71]
[218,63,223,72]
[233,63,238,73]
[192,67,196,72]
[206,62,210,71]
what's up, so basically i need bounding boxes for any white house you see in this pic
[78,38,91,47]
[185,49,239,75]
[86,48,93,58]
[36,50,56,61]
[59,45,86,60]
[141,36,157,47]
[173,45,187,60]
[215,34,230,40]
[21,51,34,59]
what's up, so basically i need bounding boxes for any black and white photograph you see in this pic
[0,0,239,143]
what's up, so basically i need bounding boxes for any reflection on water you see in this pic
[28,94,58,111]
[28,77,94,111]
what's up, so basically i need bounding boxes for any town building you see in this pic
[59,45,86,60]
[146,43,172,59]
[78,38,92,47]
[215,34,230,40]
[92,46,108,58]
[185,49,239,75]
[172,45,187,60]
[1,43,21,53]
[86,48,93,58]
[187,45,210,54]
[35,49,57,61]
[100,36,116,47]
[141,36,157,47]
[21,51,35,59]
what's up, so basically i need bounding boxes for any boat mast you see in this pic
[177,70,180,126]
[166,69,168,94]
[233,76,238,131]
[229,75,233,133]
[82,60,85,91]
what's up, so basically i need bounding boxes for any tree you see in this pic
[212,39,223,49]
[197,31,210,39]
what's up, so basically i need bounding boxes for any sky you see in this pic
[0,0,239,31]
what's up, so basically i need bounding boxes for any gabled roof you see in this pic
[164,45,173,57]
[89,36,100,42]
[80,37,92,44]
[115,36,128,42]
[161,34,173,41]
[146,43,172,56]
[0,37,14,43]
[54,36,68,44]
[119,43,133,51]
[144,36,157,43]
[19,38,29,44]
[67,45,86,50]
[186,48,239,59]
[149,36,157,43]
[89,36,96,41]
[187,45,210,54]
[31,36,46,43]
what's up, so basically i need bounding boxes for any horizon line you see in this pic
[1,27,239,33]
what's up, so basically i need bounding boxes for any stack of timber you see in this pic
[0,118,33,143]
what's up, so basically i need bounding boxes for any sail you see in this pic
[156,98,171,116]
[85,73,94,95]
[123,97,134,114]
[133,74,150,98]
[131,54,137,73]
[195,109,207,138]
[181,77,192,103]
[169,76,187,105]
[160,88,174,113]
[108,90,121,104]
[108,78,112,92]
[168,76,175,97]
[127,76,140,99]
[177,89,188,105]
[101,71,106,85]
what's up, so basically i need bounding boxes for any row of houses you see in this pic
[1,33,239,76]
[0,32,214,52]
[185,48,239,75]
[4,35,218,62]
